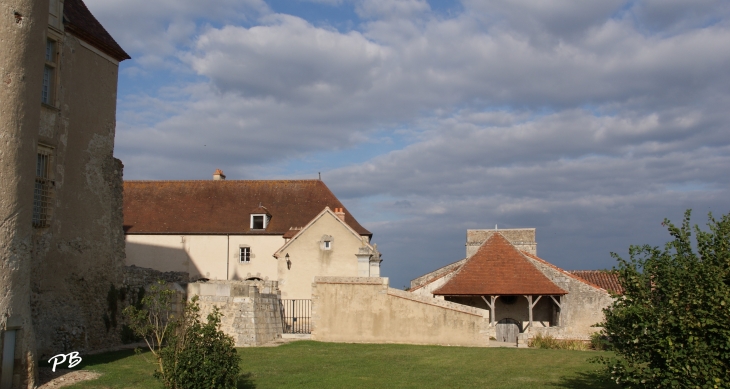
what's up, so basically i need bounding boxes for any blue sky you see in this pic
[88,0,730,288]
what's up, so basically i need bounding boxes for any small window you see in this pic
[250,214,268,229]
[320,235,333,251]
[239,247,251,263]
[42,39,58,106]
[33,145,54,227]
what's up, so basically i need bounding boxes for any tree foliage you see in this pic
[123,280,177,377]
[597,210,730,388]
[123,281,240,388]
[160,297,241,389]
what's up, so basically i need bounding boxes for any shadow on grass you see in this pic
[38,348,143,370]
[237,372,256,389]
[550,370,619,389]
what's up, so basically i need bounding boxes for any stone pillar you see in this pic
[0,0,48,387]
[355,247,370,277]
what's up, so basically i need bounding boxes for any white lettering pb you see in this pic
[67,352,82,368]
[48,352,82,372]
[48,354,67,372]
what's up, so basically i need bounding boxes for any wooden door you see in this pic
[496,318,520,344]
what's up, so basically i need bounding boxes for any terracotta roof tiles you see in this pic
[433,233,567,296]
[569,270,624,294]
[123,180,371,236]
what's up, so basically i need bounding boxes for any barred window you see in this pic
[33,145,54,227]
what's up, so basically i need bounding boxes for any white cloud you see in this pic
[110,0,730,285]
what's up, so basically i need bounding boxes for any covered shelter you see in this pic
[433,233,568,343]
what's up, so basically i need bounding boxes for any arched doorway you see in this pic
[496,318,521,344]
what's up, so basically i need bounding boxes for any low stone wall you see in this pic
[311,277,490,347]
[187,280,283,347]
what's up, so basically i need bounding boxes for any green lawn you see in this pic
[66,341,618,389]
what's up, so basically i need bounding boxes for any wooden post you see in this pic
[549,295,562,326]
[481,295,497,326]
[525,295,542,330]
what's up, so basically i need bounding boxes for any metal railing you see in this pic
[281,299,311,334]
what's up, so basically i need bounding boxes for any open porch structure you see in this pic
[433,233,567,342]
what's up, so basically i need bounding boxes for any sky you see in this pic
[88,0,730,289]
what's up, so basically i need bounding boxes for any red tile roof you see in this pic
[569,270,624,294]
[64,0,130,61]
[433,233,567,296]
[123,180,371,236]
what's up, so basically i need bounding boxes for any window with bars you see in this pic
[33,146,54,227]
[42,39,57,105]
[239,247,251,263]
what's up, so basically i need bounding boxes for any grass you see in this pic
[65,341,619,389]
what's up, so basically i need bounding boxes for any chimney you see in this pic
[213,169,226,180]
[334,207,345,222]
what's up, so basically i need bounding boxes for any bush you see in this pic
[160,297,241,389]
[529,333,590,351]
[590,331,612,351]
[596,210,730,388]
[124,281,240,389]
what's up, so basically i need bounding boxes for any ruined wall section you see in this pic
[187,281,283,347]
[30,33,126,359]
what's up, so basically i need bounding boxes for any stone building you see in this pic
[410,229,617,342]
[123,175,382,301]
[0,0,129,387]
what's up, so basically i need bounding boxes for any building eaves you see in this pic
[63,0,130,61]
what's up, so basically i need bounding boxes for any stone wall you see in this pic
[123,265,189,287]
[312,277,490,347]
[524,255,614,340]
[466,228,536,257]
[187,281,282,347]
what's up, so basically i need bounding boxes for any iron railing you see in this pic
[281,299,311,334]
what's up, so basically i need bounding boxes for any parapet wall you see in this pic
[187,280,282,346]
[311,277,489,347]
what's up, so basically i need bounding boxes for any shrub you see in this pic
[590,331,612,351]
[160,296,241,389]
[123,281,240,388]
[596,210,730,388]
[529,333,590,351]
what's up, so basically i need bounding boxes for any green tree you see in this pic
[124,281,240,388]
[160,297,241,389]
[597,210,730,388]
[123,280,177,378]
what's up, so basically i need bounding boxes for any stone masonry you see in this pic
[187,280,283,347]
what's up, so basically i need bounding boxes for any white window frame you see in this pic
[320,235,333,251]
[42,37,59,106]
[239,247,251,263]
[250,214,269,229]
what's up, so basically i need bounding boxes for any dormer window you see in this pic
[250,214,268,229]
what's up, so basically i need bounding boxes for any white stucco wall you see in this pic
[125,234,282,281]
[125,212,374,299]
[276,212,370,300]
